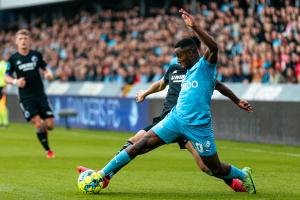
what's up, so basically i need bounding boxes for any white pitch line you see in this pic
[0,185,13,192]
[220,146,300,158]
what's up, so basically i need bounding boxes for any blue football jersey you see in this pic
[174,57,217,125]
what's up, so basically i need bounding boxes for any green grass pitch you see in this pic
[0,123,300,200]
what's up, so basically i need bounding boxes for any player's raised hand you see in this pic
[44,69,54,80]
[136,90,146,103]
[17,77,26,88]
[238,99,253,113]
[179,8,196,28]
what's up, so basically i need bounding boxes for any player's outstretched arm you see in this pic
[136,79,167,103]
[179,8,218,64]
[215,81,253,113]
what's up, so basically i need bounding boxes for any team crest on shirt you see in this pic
[31,56,38,64]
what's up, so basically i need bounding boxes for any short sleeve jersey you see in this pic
[6,50,47,100]
[174,57,217,125]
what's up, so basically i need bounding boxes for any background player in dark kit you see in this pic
[5,29,56,158]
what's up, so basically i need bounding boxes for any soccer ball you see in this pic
[77,170,103,194]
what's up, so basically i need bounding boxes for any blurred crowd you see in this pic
[0,0,300,84]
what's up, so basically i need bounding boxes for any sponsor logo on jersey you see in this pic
[16,60,22,65]
[181,80,199,90]
[171,74,185,83]
[18,62,36,71]
[172,70,177,74]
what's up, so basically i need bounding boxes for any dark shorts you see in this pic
[0,87,3,100]
[19,96,54,122]
[142,115,189,149]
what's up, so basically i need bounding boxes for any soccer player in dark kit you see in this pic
[5,29,56,158]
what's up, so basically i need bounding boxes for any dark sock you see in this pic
[107,141,134,179]
[206,169,233,186]
[223,178,233,186]
[36,129,50,151]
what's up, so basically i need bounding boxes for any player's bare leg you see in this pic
[126,130,165,158]
[78,130,164,189]
[128,130,147,143]
[185,141,210,173]
[184,142,245,192]
[44,117,55,131]
[112,130,147,157]
[31,115,55,158]
[77,129,147,184]
[97,130,165,177]
[201,152,255,194]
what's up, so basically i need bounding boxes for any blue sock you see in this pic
[101,150,131,176]
[225,165,246,180]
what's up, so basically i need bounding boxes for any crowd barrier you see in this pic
[6,82,300,145]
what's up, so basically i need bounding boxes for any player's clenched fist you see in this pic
[17,77,26,88]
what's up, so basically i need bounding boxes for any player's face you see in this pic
[175,47,195,69]
[16,34,31,50]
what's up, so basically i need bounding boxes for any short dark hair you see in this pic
[191,36,200,48]
[174,38,197,49]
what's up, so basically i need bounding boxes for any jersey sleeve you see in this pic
[38,52,47,70]
[5,57,15,76]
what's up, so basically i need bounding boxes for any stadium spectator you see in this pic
[0,0,299,84]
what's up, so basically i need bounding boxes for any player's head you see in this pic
[191,36,201,49]
[15,29,31,51]
[174,37,199,69]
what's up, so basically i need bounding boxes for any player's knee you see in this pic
[128,136,137,143]
[127,138,149,157]
[33,121,42,130]
[130,130,146,143]
[45,120,55,130]
[46,123,54,130]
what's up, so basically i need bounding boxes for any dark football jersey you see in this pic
[6,50,47,100]
[160,64,187,117]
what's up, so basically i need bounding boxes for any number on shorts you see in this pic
[194,142,203,153]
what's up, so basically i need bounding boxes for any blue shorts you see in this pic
[152,111,217,156]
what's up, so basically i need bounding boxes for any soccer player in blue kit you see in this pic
[90,9,256,194]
